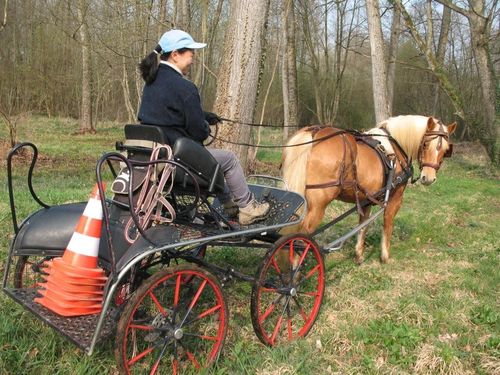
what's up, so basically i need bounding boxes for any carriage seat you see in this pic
[118,124,224,194]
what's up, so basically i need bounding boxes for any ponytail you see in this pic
[139,44,162,84]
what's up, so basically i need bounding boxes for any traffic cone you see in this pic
[35,183,108,316]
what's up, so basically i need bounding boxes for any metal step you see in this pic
[4,288,118,353]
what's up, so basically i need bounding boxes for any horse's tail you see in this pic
[282,129,313,196]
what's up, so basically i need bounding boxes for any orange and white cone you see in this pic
[35,183,108,316]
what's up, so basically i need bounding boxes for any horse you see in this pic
[281,115,456,263]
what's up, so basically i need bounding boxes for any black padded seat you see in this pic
[120,124,224,195]
[172,137,225,194]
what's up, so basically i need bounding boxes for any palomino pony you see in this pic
[282,115,456,263]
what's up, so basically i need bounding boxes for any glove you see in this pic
[204,111,222,125]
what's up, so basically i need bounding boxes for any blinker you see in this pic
[444,144,453,158]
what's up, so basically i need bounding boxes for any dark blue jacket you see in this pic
[138,64,209,144]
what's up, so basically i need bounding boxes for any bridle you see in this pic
[417,120,453,171]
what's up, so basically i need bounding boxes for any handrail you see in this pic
[6,142,50,234]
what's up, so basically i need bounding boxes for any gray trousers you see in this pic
[208,148,252,207]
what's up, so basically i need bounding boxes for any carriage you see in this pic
[3,117,454,374]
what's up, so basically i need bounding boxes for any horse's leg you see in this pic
[354,205,372,264]
[381,186,405,263]
[301,188,339,234]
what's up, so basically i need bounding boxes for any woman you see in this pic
[137,29,270,225]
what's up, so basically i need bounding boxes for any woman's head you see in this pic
[139,30,206,84]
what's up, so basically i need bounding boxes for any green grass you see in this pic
[1,117,499,374]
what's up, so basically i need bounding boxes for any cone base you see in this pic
[38,286,104,302]
[51,258,107,279]
[35,295,102,317]
[41,274,105,293]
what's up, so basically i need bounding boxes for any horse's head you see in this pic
[418,117,456,185]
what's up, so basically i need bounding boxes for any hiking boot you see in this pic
[222,200,239,218]
[238,199,270,225]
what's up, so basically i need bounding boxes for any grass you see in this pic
[1,117,499,374]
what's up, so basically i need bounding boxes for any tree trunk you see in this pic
[433,6,451,113]
[193,0,208,88]
[366,0,390,123]
[175,0,190,30]
[77,0,94,133]
[387,4,401,114]
[0,0,7,33]
[282,0,298,140]
[213,0,269,170]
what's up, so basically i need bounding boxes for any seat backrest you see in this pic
[172,137,225,194]
[124,124,166,144]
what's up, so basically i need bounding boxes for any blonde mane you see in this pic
[377,115,430,160]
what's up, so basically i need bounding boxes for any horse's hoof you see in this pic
[380,257,392,264]
[354,256,364,265]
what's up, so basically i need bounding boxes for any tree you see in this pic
[366,0,391,123]
[0,0,7,33]
[394,0,467,119]
[433,5,452,113]
[282,0,298,140]
[435,0,499,165]
[213,0,270,169]
[387,4,401,114]
[76,0,94,134]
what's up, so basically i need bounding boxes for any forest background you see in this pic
[0,0,498,168]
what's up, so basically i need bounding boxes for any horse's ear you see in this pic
[426,117,435,131]
[447,122,457,135]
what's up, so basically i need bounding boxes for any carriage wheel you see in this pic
[115,264,228,375]
[13,255,53,288]
[251,234,325,346]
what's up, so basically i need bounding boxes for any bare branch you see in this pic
[434,0,470,19]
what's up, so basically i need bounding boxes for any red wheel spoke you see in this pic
[129,324,154,331]
[270,256,282,274]
[199,335,218,341]
[289,241,295,267]
[270,315,283,345]
[128,347,155,366]
[186,351,201,369]
[196,304,221,320]
[259,303,276,324]
[149,358,160,375]
[183,332,219,341]
[172,358,178,375]
[300,291,320,297]
[261,287,277,293]
[287,319,293,340]
[296,244,311,270]
[174,273,182,307]
[149,291,167,316]
[305,264,320,279]
[292,297,309,321]
[188,279,207,310]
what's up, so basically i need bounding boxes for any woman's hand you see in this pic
[204,112,222,125]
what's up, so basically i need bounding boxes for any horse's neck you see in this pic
[382,117,428,160]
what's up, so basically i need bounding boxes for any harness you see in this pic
[417,120,453,171]
[304,127,414,212]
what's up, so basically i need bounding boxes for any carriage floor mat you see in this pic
[3,288,117,353]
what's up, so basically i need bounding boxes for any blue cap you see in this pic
[158,30,207,53]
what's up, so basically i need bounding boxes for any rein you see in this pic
[210,128,349,149]
[219,117,300,128]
